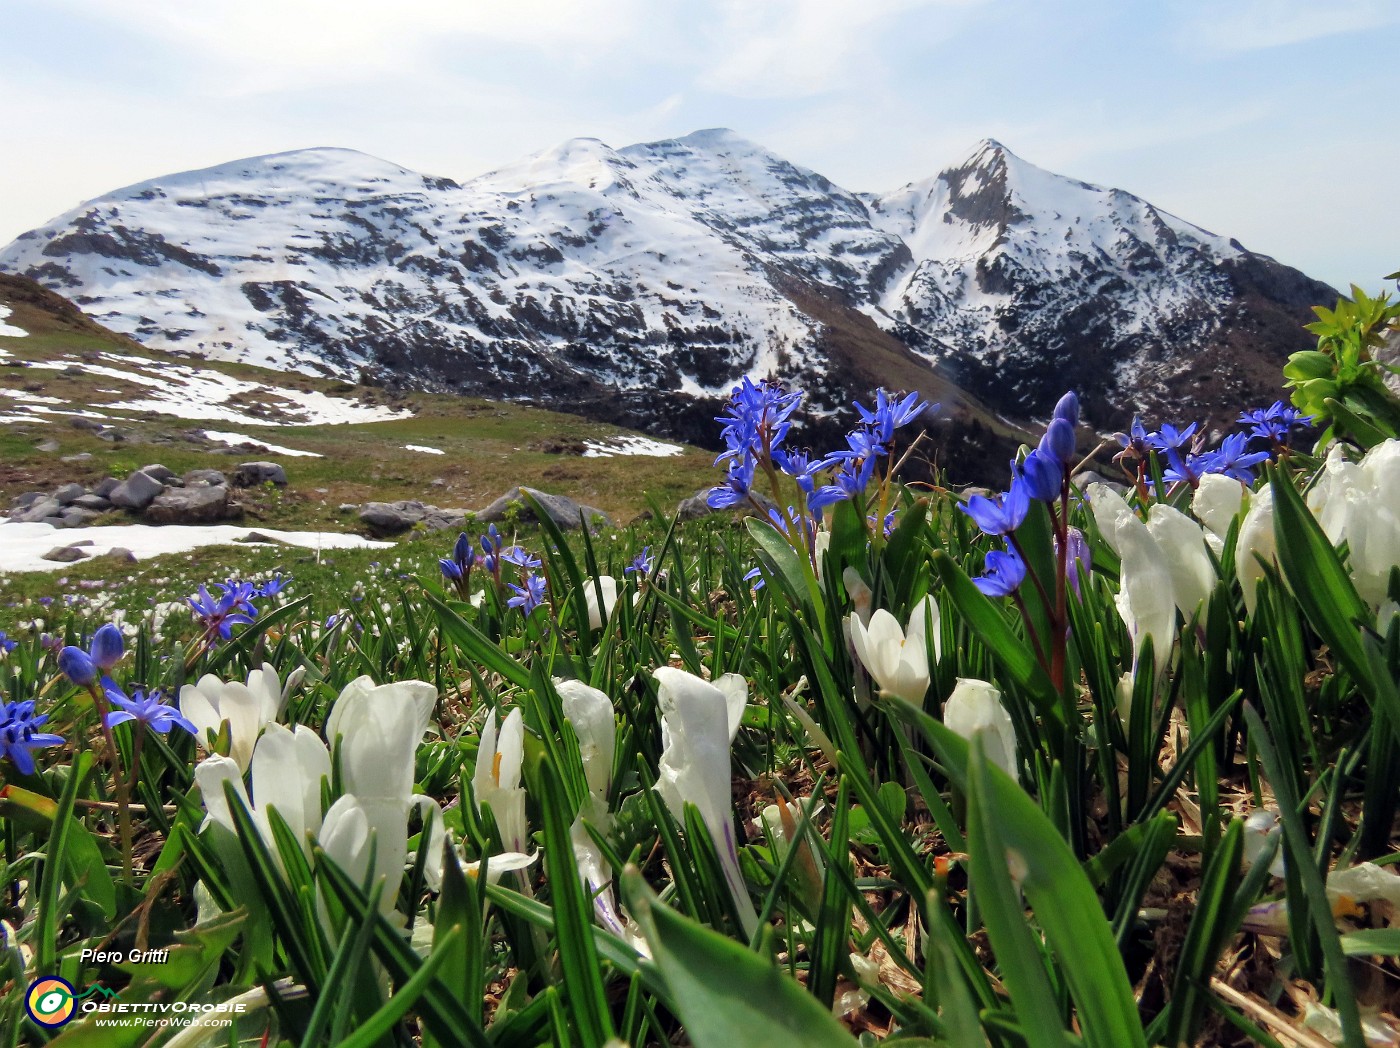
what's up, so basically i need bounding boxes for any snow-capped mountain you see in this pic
[0,130,1333,445]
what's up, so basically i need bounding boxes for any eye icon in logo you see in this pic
[26,977,77,1028]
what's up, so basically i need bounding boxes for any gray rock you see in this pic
[359,500,430,535]
[183,469,227,487]
[71,494,112,512]
[93,477,121,499]
[100,547,138,564]
[96,428,126,442]
[338,503,357,514]
[675,487,777,522]
[61,453,94,463]
[42,545,89,563]
[69,417,103,432]
[237,530,293,545]
[34,438,60,453]
[1072,470,1129,495]
[232,462,288,487]
[58,507,102,528]
[11,491,47,510]
[476,486,611,530]
[140,464,181,485]
[109,470,167,511]
[10,497,63,523]
[54,483,87,505]
[144,485,242,524]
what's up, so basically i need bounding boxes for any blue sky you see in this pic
[3,0,1396,290]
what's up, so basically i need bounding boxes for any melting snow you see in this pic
[202,430,323,458]
[0,521,393,574]
[582,435,684,458]
[0,305,27,338]
[403,444,445,455]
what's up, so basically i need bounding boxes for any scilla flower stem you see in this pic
[85,680,135,883]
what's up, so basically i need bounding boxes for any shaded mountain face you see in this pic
[0,131,1334,465]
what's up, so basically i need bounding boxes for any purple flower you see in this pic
[90,623,124,672]
[188,583,258,640]
[1201,432,1271,484]
[1040,417,1077,465]
[625,546,654,576]
[102,685,197,736]
[708,452,758,510]
[973,546,1027,598]
[714,377,803,460]
[58,646,97,687]
[507,573,549,616]
[1052,391,1079,427]
[0,631,15,655]
[0,699,65,776]
[256,575,290,598]
[854,389,931,444]
[960,478,1031,536]
[1059,527,1092,596]
[501,546,542,570]
[1018,448,1062,502]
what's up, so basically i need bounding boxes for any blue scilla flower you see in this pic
[625,546,654,576]
[1040,417,1077,466]
[507,572,548,616]
[714,377,803,460]
[1239,400,1313,447]
[1052,391,1080,427]
[0,631,15,655]
[189,584,258,640]
[501,546,542,570]
[58,622,126,688]
[256,575,290,598]
[1059,527,1092,596]
[854,389,931,444]
[439,558,464,581]
[1201,432,1272,484]
[960,477,1031,536]
[1116,417,1154,461]
[0,699,65,775]
[102,684,197,736]
[973,546,1026,598]
[1018,448,1062,502]
[707,451,758,510]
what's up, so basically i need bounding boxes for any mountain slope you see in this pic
[0,132,1335,451]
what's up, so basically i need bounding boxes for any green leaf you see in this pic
[622,867,857,1048]
[1340,929,1400,956]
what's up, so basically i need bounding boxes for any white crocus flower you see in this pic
[1236,486,1277,614]
[1241,809,1286,878]
[556,679,616,800]
[1087,482,1134,555]
[942,679,1019,780]
[1113,511,1179,674]
[1307,440,1400,609]
[1145,504,1216,625]
[180,662,299,772]
[583,576,618,630]
[653,667,758,935]
[463,849,538,884]
[848,597,936,706]
[194,723,330,865]
[1192,473,1246,553]
[473,708,529,855]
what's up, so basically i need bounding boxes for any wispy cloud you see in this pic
[1174,0,1400,54]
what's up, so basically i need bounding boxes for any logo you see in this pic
[26,977,77,1028]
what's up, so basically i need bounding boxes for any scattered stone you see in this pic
[61,452,94,463]
[109,470,166,511]
[476,486,611,530]
[42,545,89,563]
[71,493,112,512]
[338,503,357,514]
[58,507,103,528]
[358,500,466,535]
[96,429,126,443]
[34,438,60,453]
[99,548,139,564]
[69,417,103,432]
[10,497,63,523]
[183,469,227,488]
[232,461,288,487]
[11,491,47,510]
[93,477,121,499]
[144,485,242,524]
[54,483,86,505]
[430,478,446,487]
[237,531,293,545]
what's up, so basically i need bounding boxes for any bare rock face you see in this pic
[144,485,243,524]
[476,487,611,530]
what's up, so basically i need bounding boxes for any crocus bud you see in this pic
[943,678,1019,780]
[90,623,124,671]
[1040,417,1076,465]
[1052,391,1079,427]
[58,646,96,687]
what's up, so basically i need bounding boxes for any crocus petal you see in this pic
[195,754,249,835]
[556,679,616,799]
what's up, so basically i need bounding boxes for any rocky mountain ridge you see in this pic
[0,130,1336,447]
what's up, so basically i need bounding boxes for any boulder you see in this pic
[69,417,103,431]
[58,507,102,528]
[71,493,112,512]
[10,497,63,523]
[674,487,778,522]
[11,491,47,510]
[54,483,86,505]
[42,545,89,563]
[96,428,127,442]
[476,487,611,530]
[144,485,242,524]
[183,469,227,488]
[99,547,139,564]
[140,464,181,485]
[359,501,428,535]
[233,462,288,487]
[93,477,121,499]
[109,470,166,511]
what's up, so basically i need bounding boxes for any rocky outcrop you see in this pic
[476,487,611,529]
